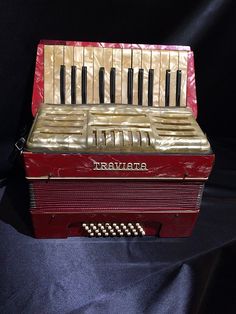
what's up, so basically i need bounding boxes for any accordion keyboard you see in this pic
[44,45,188,107]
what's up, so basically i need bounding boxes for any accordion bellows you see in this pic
[23,40,214,238]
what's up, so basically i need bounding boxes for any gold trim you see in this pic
[31,210,200,214]
[26,176,208,181]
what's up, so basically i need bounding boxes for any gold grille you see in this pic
[26,104,210,153]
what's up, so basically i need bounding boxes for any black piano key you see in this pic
[176,70,182,107]
[99,67,105,103]
[81,66,87,104]
[138,69,144,106]
[110,67,116,103]
[148,69,154,106]
[127,68,133,104]
[165,69,171,107]
[60,65,65,104]
[71,65,76,104]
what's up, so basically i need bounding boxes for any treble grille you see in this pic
[151,113,198,138]
[91,130,151,147]
[26,104,210,153]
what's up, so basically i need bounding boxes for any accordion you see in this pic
[23,40,214,238]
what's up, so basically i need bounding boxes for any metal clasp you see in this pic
[15,137,26,151]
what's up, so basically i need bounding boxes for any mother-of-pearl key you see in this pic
[159,50,170,107]
[142,49,151,107]
[104,48,113,103]
[169,51,179,107]
[132,49,142,106]
[44,45,54,104]
[83,47,94,104]
[112,48,122,103]
[64,45,74,104]
[54,45,64,104]
[151,50,160,107]
[93,47,104,104]
[73,46,83,104]
[122,49,132,104]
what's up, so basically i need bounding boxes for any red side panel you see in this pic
[32,44,44,116]
[187,51,198,117]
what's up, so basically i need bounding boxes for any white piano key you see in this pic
[122,49,132,104]
[169,51,179,107]
[112,49,122,103]
[93,48,104,104]
[64,46,74,104]
[178,51,188,107]
[83,47,94,104]
[104,48,113,103]
[132,49,142,106]
[151,50,161,107]
[53,45,64,104]
[44,45,54,103]
[74,46,84,104]
[142,50,151,106]
[159,51,170,107]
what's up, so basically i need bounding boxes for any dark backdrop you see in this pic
[0,0,235,175]
[0,1,236,313]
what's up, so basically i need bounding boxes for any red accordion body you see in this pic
[23,40,214,238]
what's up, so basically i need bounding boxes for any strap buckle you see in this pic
[15,137,26,151]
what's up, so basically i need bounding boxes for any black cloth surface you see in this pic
[1,138,236,314]
[1,0,236,313]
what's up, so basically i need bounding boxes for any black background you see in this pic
[0,0,235,175]
[0,1,236,313]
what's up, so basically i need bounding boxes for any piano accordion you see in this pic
[23,40,214,238]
